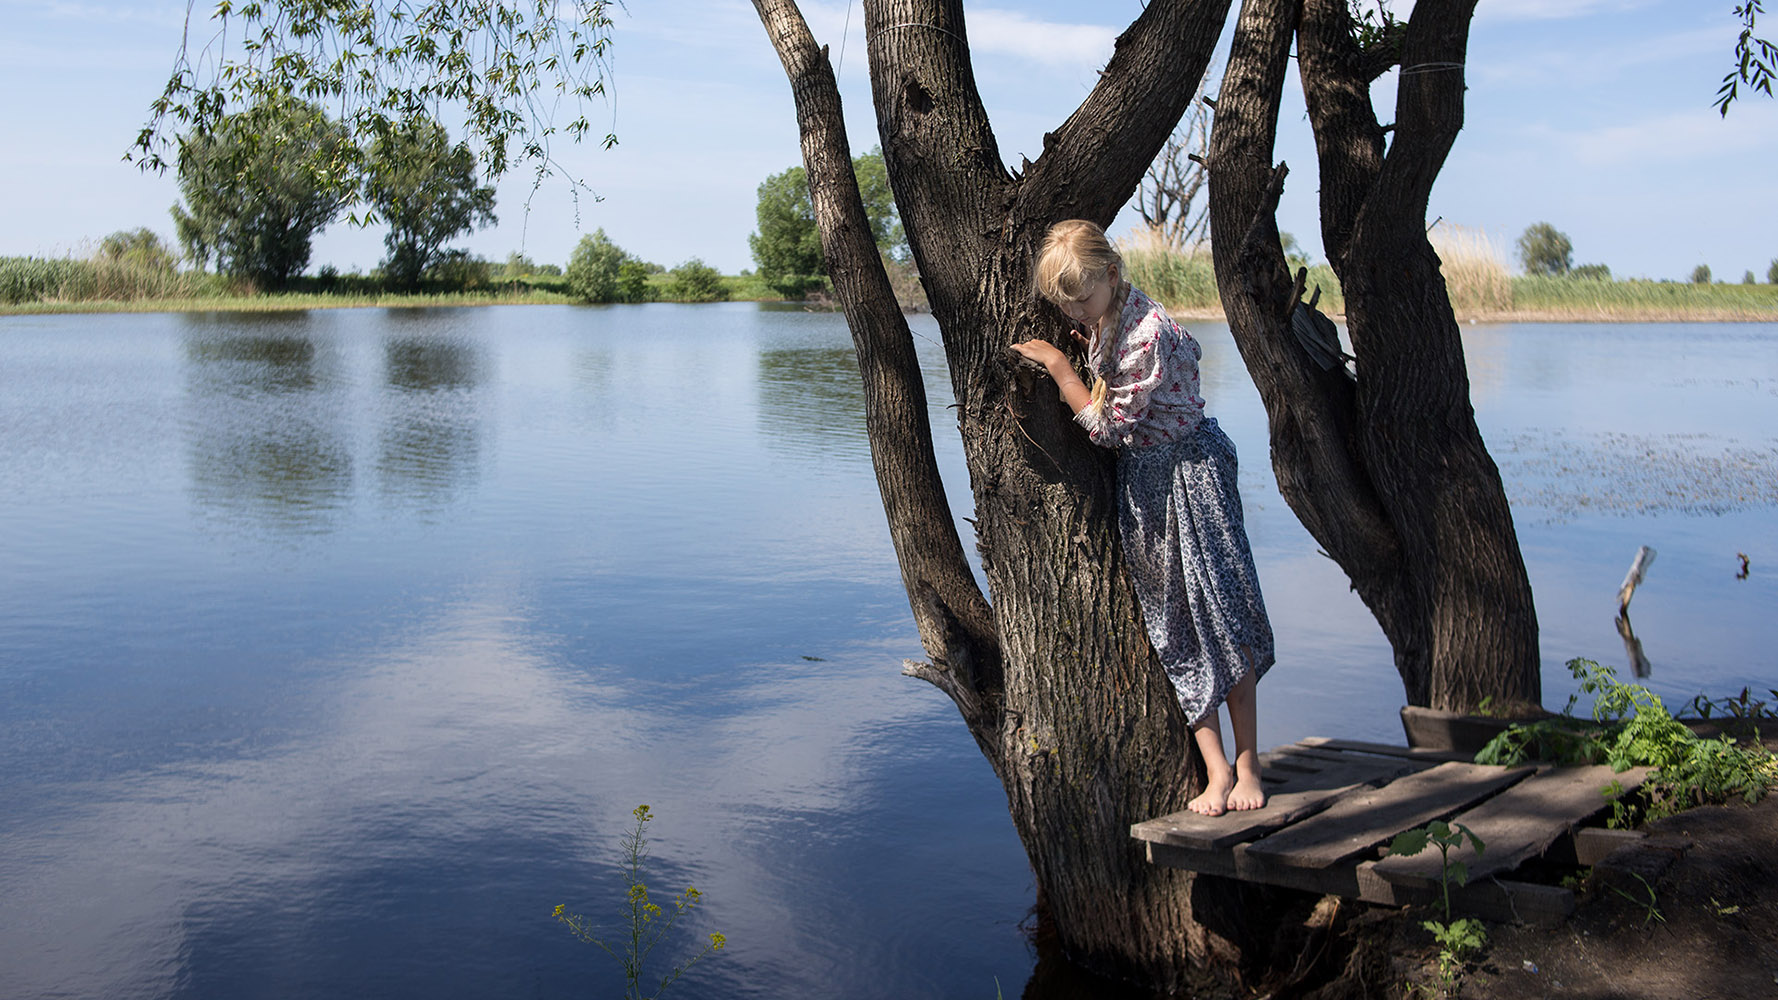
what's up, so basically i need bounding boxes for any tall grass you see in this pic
[1117,227,1221,314]
[1428,223,1512,317]
[1116,223,1778,322]
[1511,275,1778,320]
[1,250,222,305]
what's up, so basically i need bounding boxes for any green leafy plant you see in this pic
[555,805,725,1000]
[1477,659,1778,825]
[1390,821,1486,923]
[1685,686,1778,733]
[1389,821,1488,998]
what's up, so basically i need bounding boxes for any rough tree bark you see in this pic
[752,0,1278,989]
[1208,0,1540,713]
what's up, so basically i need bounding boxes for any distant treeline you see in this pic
[1,231,780,311]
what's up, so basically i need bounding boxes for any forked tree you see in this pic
[750,0,1539,986]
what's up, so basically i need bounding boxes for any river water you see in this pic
[1,304,1774,999]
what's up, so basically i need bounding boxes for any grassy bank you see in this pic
[0,253,788,316]
[9,238,1777,320]
[1118,226,1778,322]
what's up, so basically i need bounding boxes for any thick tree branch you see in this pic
[752,0,1002,717]
[1022,0,1234,226]
[1371,0,1479,241]
[1209,0,1413,690]
[1296,0,1385,271]
[1296,0,1540,711]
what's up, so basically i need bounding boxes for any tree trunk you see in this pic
[753,0,1275,989]
[1210,0,1540,713]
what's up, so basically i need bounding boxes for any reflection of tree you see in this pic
[181,316,351,533]
[182,314,322,395]
[377,333,486,505]
[755,347,868,459]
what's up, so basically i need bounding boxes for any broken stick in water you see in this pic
[1617,545,1656,617]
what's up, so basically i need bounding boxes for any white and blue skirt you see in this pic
[1115,417,1275,724]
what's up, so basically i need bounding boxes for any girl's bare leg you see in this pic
[1224,669,1265,811]
[1187,713,1236,816]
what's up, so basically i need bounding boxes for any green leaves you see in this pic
[748,147,907,299]
[136,1,618,195]
[565,228,644,303]
[1515,222,1573,278]
[171,95,355,287]
[362,116,497,288]
[1477,658,1778,827]
[1716,2,1776,116]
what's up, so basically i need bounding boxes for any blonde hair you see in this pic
[1034,219,1122,303]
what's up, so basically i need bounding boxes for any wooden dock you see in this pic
[1132,738,1649,925]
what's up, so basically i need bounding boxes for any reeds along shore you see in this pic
[6,229,1778,319]
[1117,225,1778,323]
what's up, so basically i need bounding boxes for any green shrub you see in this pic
[1515,222,1573,277]
[1477,658,1778,825]
[423,250,493,291]
[566,229,654,303]
[662,258,728,303]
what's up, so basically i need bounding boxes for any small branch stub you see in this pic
[1616,545,1656,616]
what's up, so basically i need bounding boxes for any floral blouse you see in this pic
[1074,285,1206,449]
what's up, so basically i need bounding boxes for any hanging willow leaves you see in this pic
[132,0,619,198]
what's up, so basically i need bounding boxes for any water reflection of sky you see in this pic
[1,307,1774,999]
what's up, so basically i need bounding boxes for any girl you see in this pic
[1012,219,1275,817]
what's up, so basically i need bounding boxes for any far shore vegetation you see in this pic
[6,223,1777,322]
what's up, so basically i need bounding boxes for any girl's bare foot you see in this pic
[1228,761,1267,812]
[1187,768,1236,816]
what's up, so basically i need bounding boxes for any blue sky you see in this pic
[2,0,1772,281]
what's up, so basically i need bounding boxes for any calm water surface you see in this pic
[2,304,1774,999]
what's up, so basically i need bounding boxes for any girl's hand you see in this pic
[1011,338,1066,369]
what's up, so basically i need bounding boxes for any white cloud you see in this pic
[1472,24,1722,89]
[965,8,1118,68]
[1541,105,1777,165]
[734,2,1118,71]
[1473,0,1657,22]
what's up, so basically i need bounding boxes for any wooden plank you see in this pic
[1372,765,1649,888]
[1147,841,1388,901]
[1573,826,1648,867]
[1451,878,1575,926]
[1242,762,1535,870]
[1400,705,1550,755]
[1296,736,1474,764]
[1267,743,1358,764]
[1133,755,1419,851]
[1149,846,1573,925]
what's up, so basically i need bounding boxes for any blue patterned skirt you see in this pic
[1115,418,1275,724]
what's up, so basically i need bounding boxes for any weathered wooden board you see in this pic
[1372,765,1650,888]
[1241,761,1535,870]
[1572,826,1649,866]
[1297,736,1476,764]
[1133,751,1420,851]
